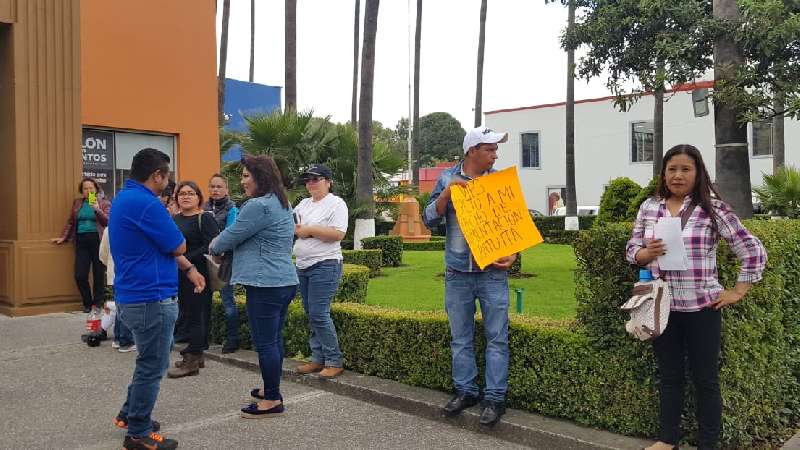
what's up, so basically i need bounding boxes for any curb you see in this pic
[204,346,651,450]
[783,432,800,450]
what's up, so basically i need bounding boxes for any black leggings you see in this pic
[653,308,722,449]
[74,232,106,309]
[178,276,212,355]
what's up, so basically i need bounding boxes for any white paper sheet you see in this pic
[654,217,689,271]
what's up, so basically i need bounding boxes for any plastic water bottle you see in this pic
[639,268,653,282]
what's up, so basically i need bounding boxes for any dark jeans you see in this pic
[178,279,212,355]
[653,308,722,449]
[114,300,134,347]
[117,298,178,438]
[74,232,105,309]
[244,284,297,401]
[220,284,239,345]
[297,259,343,368]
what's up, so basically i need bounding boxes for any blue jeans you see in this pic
[114,300,134,347]
[297,259,343,368]
[244,284,298,401]
[444,268,510,403]
[117,298,178,438]
[220,284,239,345]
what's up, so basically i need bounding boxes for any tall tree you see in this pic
[774,91,785,171]
[249,0,255,82]
[564,0,577,217]
[355,0,380,248]
[351,0,361,126]
[218,0,231,126]
[412,0,422,186]
[285,0,297,110]
[713,0,752,217]
[473,0,487,127]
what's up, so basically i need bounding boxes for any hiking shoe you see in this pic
[118,344,137,353]
[113,416,161,432]
[122,433,177,450]
[111,341,121,349]
[319,367,344,378]
[296,362,323,374]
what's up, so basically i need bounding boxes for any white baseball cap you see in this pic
[463,126,508,153]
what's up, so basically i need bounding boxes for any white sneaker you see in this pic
[111,341,120,349]
[118,345,136,353]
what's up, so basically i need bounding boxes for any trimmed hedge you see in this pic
[212,220,800,447]
[403,240,445,251]
[595,177,641,226]
[342,249,383,277]
[533,216,596,244]
[361,235,403,267]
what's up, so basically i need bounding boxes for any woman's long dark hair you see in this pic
[655,144,721,236]
[240,154,290,209]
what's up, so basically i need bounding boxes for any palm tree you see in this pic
[473,0,487,127]
[351,0,360,126]
[218,0,231,126]
[564,0,577,217]
[355,0,380,248]
[412,0,422,186]
[285,0,297,110]
[249,0,255,82]
[713,0,752,217]
[653,84,664,177]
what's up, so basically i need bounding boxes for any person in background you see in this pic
[626,144,767,450]
[204,173,240,353]
[292,164,348,378]
[423,126,516,428]
[99,227,135,353]
[209,155,298,419]
[51,177,111,313]
[168,181,219,378]
[110,148,205,450]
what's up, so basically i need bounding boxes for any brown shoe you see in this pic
[296,362,323,374]
[175,353,205,369]
[319,367,343,378]
[168,353,201,378]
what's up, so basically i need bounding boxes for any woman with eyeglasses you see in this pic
[292,164,348,378]
[209,155,298,418]
[167,181,220,378]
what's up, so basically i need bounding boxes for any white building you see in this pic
[484,82,800,216]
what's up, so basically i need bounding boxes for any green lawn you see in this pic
[365,244,577,320]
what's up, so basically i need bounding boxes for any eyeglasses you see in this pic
[304,176,325,184]
[177,191,197,197]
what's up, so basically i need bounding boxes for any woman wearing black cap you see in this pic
[293,164,348,378]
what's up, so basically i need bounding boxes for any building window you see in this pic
[631,121,654,163]
[521,132,540,168]
[752,121,773,157]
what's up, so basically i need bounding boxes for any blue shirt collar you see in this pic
[124,179,157,197]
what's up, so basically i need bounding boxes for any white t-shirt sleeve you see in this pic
[330,197,349,233]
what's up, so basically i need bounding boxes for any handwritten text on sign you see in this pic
[450,167,543,270]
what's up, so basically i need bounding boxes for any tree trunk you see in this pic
[713,0,752,218]
[473,0,487,128]
[218,0,231,126]
[773,90,785,172]
[285,0,297,110]
[412,0,422,186]
[351,0,361,127]
[565,0,577,218]
[249,0,255,82]
[355,0,380,248]
[653,86,664,178]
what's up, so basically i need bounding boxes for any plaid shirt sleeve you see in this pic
[626,199,656,265]
[715,201,768,283]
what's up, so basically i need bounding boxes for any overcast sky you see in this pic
[216,0,613,131]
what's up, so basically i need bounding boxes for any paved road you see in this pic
[0,312,529,450]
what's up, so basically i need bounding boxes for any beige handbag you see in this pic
[620,278,672,341]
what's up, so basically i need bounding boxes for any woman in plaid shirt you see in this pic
[626,144,767,450]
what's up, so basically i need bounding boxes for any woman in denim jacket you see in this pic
[209,155,298,419]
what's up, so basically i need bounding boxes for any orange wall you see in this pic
[80,0,219,184]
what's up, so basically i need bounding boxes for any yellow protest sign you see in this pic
[450,167,543,270]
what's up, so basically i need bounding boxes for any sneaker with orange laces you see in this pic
[113,416,160,432]
[122,432,177,450]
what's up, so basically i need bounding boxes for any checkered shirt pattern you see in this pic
[626,196,767,312]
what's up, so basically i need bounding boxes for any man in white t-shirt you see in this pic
[292,164,349,378]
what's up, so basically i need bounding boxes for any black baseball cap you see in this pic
[300,164,333,180]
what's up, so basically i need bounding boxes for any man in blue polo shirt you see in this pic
[110,148,205,450]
